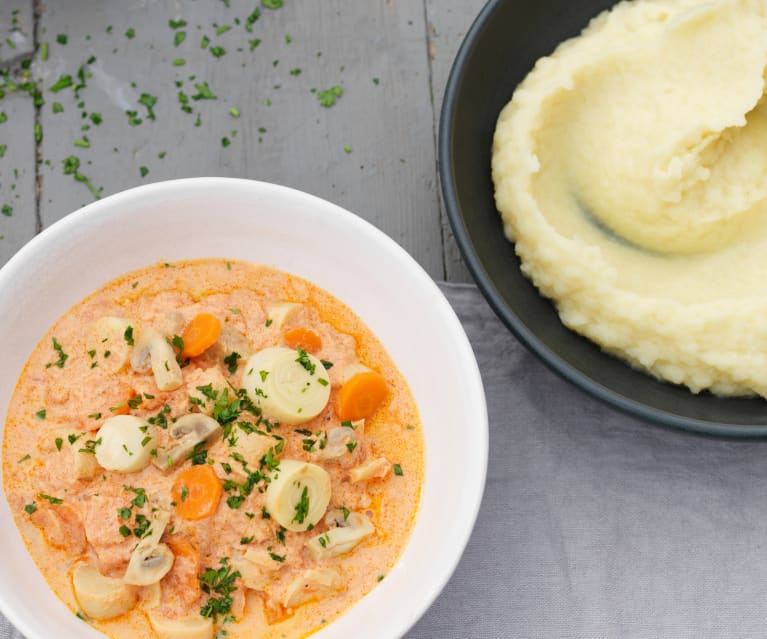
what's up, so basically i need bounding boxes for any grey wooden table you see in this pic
[0,0,488,281]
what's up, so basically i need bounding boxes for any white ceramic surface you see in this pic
[0,178,488,639]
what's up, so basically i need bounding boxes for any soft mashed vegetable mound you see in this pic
[492,0,767,396]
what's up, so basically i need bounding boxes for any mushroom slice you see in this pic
[307,511,374,561]
[153,413,221,471]
[265,302,302,330]
[123,543,174,586]
[148,612,214,639]
[131,327,183,391]
[282,569,344,609]
[72,562,138,620]
[123,506,173,586]
[349,456,391,482]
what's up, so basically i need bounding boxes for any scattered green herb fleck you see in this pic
[393,463,403,476]
[35,409,46,419]
[55,437,63,451]
[56,34,68,45]
[125,28,136,39]
[24,502,37,515]
[317,85,343,107]
[46,337,69,369]
[224,352,241,374]
[18,454,31,463]
[262,0,283,8]
[140,166,149,177]
[229,107,240,118]
[173,58,186,66]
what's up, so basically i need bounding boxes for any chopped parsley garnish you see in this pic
[188,441,209,465]
[340,506,350,520]
[393,463,403,476]
[224,352,241,374]
[39,493,63,505]
[295,348,315,375]
[140,166,149,178]
[56,33,68,45]
[262,0,283,8]
[346,441,357,453]
[317,378,329,387]
[55,437,63,451]
[78,438,101,454]
[192,82,217,100]
[240,536,254,545]
[180,485,189,502]
[226,495,245,509]
[169,19,187,29]
[292,485,310,525]
[124,326,134,346]
[118,525,131,538]
[317,85,343,108]
[268,550,286,562]
[35,409,46,419]
[341,420,356,429]
[24,502,37,515]
[17,454,31,463]
[174,31,187,47]
[320,359,334,369]
[125,27,136,39]
[49,75,74,93]
[199,559,240,620]
[62,155,100,199]
[46,337,69,369]
[139,93,158,120]
[229,107,240,118]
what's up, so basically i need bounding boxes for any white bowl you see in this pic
[0,178,488,639]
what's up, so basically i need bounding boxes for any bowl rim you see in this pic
[437,0,767,439]
[0,177,489,638]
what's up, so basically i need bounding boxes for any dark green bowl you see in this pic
[438,0,767,437]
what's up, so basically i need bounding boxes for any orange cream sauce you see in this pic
[2,259,423,639]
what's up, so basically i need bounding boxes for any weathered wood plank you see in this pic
[36,0,443,278]
[425,0,487,283]
[0,0,34,64]
[0,1,37,267]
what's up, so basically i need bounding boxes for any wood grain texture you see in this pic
[0,0,34,64]
[0,0,36,265]
[425,0,487,282]
[35,0,444,277]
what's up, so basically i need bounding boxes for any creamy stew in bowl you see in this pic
[2,259,423,639]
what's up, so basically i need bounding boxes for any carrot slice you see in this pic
[335,371,389,421]
[110,389,136,415]
[283,327,322,353]
[180,313,221,358]
[171,465,222,521]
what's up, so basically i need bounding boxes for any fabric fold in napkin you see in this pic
[5,282,767,639]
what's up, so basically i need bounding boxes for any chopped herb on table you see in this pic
[317,86,343,107]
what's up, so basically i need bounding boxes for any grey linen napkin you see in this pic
[5,283,767,639]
